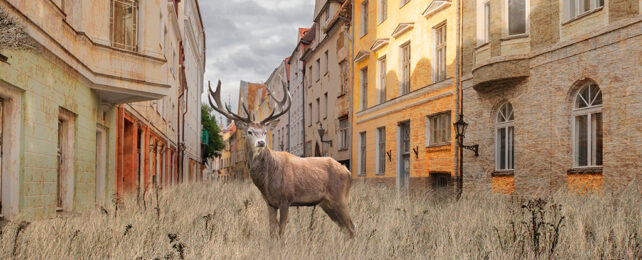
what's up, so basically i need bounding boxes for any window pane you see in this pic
[582,0,591,12]
[508,0,526,35]
[576,115,588,166]
[592,113,603,166]
[508,126,514,169]
[499,127,507,169]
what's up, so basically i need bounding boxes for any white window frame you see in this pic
[359,132,367,175]
[360,67,368,110]
[361,0,369,37]
[377,56,387,104]
[426,112,451,147]
[399,42,411,95]
[378,0,387,24]
[434,23,447,83]
[482,1,490,43]
[110,0,139,51]
[505,0,529,37]
[376,127,386,175]
[315,59,321,82]
[572,84,603,168]
[564,0,604,22]
[495,103,514,171]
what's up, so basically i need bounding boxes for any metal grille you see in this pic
[110,0,138,51]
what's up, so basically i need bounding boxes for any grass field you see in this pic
[0,182,640,259]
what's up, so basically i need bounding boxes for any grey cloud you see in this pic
[199,0,314,119]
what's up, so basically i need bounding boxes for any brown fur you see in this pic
[249,148,355,237]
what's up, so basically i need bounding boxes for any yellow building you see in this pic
[351,0,458,190]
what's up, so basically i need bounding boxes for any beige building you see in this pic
[303,0,353,168]
[461,0,641,194]
[265,59,290,152]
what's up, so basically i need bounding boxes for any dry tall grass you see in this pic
[1,182,640,259]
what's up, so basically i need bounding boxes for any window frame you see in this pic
[359,132,367,176]
[378,0,387,24]
[376,127,386,175]
[377,56,387,104]
[572,84,603,168]
[338,118,349,151]
[482,1,490,44]
[426,112,451,147]
[399,42,411,96]
[434,23,447,83]
[564,0,604,22]
[505,0,529,37]
[360,67,368,111]
[495,103,515,171]
[361,0,369,37]
[110,0,139,52]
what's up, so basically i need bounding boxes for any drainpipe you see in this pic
[346,7,354,171]
[301,58,306,157]
[181,87,189,181]
[455,0,463,198]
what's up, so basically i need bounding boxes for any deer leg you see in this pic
[267,204,278,237]
[319,202,341,226]
[278,202,290,237]
[335,204,356,238]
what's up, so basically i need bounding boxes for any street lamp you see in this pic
[454,114,479,156]
[317,123,333,146]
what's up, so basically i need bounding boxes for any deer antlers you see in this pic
[261,79,291,124]
[207,80,291,125]
[208,80,252,124]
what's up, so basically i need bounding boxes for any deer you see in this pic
[208,80,355,238]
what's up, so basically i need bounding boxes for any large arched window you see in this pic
[496,103,514,170]
[573,84,602,167]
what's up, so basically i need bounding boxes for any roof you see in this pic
[302,24,316,44]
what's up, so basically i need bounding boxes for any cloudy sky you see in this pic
[199,0,315,121]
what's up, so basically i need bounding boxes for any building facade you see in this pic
[287,28,313,157]
[351,0,458,190]
[0,0,191,219]
[303,0,353,169]
[265,59,290,152]
[461,0,641,195]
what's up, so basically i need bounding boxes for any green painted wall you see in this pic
[0,49,116,219]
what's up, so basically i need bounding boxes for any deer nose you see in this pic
[256,140,265,147]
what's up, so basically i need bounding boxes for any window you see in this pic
[565,0,604,21]
[400,42,410,95]
[339,119,349,150]
[316,98,320,122]
[378,0,387,23]
[400,0,410,7]
[377,56,387,104]
[361,0,369,37]
[308,66,313,86]
[426,112,451,146]
[305,141,312,157]
[573,84,602,167]
[57,108,75,212]
[339,61,348,95]
[359,132,367,175]
[315,59,320,81]
[110,0,138,51]
[399,122,410,185]
[434,24,446,82]
[360,67,368,110]
[323,93,328,118]
[495,104,514,170]
[482,1,490,43]
[308,103,312,126]
[507,0,526,36]
[324,51,329,75]
[376,127,386,175]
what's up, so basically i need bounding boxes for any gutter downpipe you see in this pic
[182,86,189,181]
[343,10,353,171]
[301,56,306,157]
[455,0,463,199]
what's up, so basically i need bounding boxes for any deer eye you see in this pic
[248,130,253,135]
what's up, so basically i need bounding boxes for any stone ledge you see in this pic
[491,170,514,177]
[471,55,530,91]
[567,167,603,175]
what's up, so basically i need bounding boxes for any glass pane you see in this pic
[499,127,507,169]
[591,85,602,105]
[576,115,588,166]
[509,126,514,169]
[592,113,603,166]
[508,0,526,35]
[582,0,591,12]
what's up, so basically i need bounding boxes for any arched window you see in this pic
[496,103,514,170]
[573,84,602,167]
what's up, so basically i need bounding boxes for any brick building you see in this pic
[461,0,641,194]
[351,0,458,190]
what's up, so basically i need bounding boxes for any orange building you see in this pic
[351,0,458,190]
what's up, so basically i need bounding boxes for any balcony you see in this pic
[471,54,530,91]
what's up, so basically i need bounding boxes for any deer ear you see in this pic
[265,120,280,130]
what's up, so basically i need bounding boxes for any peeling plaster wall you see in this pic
[0,48,115,219]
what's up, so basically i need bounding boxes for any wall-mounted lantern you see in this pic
[454,114,479,156]
[317,123,333,146]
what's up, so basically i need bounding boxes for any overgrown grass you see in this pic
[1,182,640,259]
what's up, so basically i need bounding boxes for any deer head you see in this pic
[207,80,291,150]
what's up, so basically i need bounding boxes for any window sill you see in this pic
[567,167,602,175]
[338,148,349,151]
[492,170,514,177]
[475,41,489,50]
[562,7,604,26]
[426,143,451,149]
[500,33,529,41]
[375,172,385,176]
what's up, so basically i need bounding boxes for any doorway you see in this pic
[397,121,410,190]
[57,108,76,212]
[95,126,108,205]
